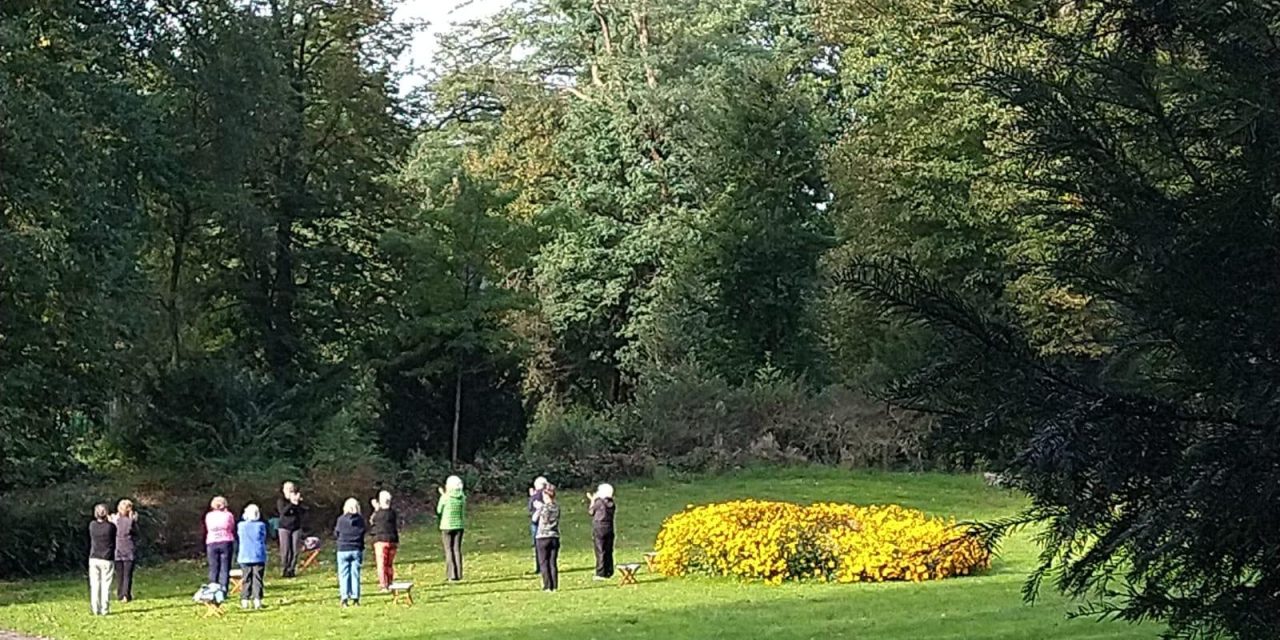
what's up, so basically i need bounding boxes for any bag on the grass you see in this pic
[192,583,226,604]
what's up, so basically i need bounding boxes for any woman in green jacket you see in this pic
[437,475,466,581]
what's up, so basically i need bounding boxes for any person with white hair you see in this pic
[369,490,400,591]
[527,476,549,573]
[588,483,617,580]
[237,503,268,609]
[437,475,467,581]
[333,498,367,607]
[204,496,236,593]
[112,498,138,603]
[87,504,116,615]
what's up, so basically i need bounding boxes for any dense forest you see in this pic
[5,0,1280,635]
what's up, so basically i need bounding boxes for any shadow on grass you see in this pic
[112,602,192,616]
[378,588,1150,640]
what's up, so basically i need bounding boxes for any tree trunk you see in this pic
[592,0,614,56]
[166,205,192,370]
[632,1,656,88]
[452,366,463,467]
[267,214,296,381]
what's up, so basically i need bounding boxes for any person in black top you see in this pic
[88,504,116,615]
[334,498,367,607]
[277,481,305,578]
[588,483,617,580]
[369,490,400,591]
[527,476,548,573]
[112,499,138,602]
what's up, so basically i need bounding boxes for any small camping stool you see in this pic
[389,581,415,606]
[300,548,321,571]
[618,563,641,586]
[200,601,225,618]
[643,552,658,572]
[229,568,244,596]
[300,536,323,572]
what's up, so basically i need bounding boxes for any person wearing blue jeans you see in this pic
[333,498,367,607]
[527,476,547,573]
[204,496,236,593]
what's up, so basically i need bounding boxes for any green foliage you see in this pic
[620,363,932,471]
[524,406,625,460]
[644,52,837,382]
[829,1,1280,636]
[0,0,154,490]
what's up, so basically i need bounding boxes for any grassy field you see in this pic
[0,468,1156,639]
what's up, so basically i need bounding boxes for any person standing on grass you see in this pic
[527,476,548,574]
[534,485,561,592]
[205,496,236,593]
[437,475,466,582]
[237,504,268,610]
[334,498,367,607]
[588,483,616,580]
[88,504,116,616]
[112,499,138,602]
[369,490,400,592]
[277,481,305,578]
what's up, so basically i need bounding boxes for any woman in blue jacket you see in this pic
[237,504,268,610]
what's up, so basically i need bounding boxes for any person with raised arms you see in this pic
[334,498,367,607]
[369,490,400,592]
[237,503,268,610]
[276,481,305,578]
[204,496,236,593]
[527,476,548,574]
[588,483,617,580]
[534,485,561,592]
[437,476,467,582]
[112,499,138,602]
[87,504,116,616]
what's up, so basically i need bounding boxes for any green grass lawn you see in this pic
[0,468,1156,639]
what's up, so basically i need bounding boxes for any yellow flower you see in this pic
[652,499,990,585]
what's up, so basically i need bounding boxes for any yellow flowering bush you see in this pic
[653,500,990,585]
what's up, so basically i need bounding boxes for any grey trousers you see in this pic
[278,528,301,577]
[240,563,265,601]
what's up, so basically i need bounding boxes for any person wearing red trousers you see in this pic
[369,491,400,591]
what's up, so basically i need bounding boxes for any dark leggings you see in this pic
[594,529,615,578]
[442,529,464,581]
[207,542,233,591]
[536,537,560,591]
[114,560,135,600]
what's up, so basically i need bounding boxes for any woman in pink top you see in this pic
[204,496,236,592]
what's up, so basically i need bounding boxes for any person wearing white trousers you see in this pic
[87,504,116,615]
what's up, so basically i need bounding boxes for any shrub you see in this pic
[653,500,989,585]
[398,449,456,495]
[524,406,625,460]
[621,364,934,471]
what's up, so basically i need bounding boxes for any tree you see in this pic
[0,0,154,488]
[642,52,836,383]
[380,139,531,466]
[840,1,1280,636]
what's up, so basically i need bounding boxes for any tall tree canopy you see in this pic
[6,1,1280,634]
[829,1,1280,636]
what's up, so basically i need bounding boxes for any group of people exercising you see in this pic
[86,475,618,614]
